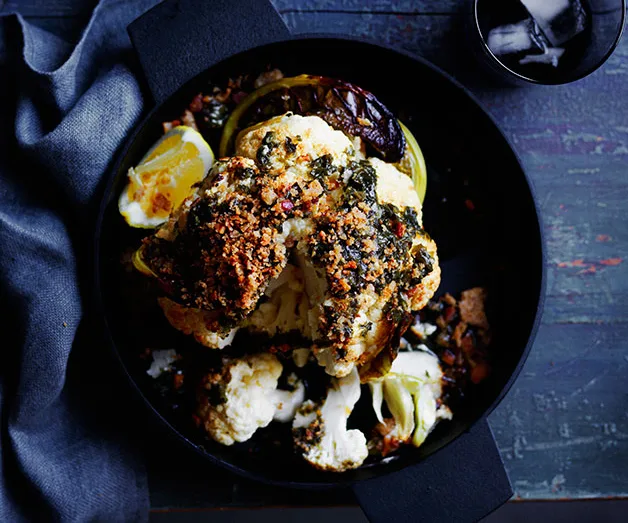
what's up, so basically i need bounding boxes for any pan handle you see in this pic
[127,0,290,104]
[353,419,512,523]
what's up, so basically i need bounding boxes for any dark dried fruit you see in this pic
[220,75,405,162]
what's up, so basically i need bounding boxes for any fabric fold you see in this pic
[0,1,160,520]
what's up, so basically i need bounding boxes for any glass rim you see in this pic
[472,0,627,85]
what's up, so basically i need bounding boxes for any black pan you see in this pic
[94,1,545,521]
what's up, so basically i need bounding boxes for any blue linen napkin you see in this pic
[0,1,161,520]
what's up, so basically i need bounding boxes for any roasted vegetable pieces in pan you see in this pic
[119,68,493,472]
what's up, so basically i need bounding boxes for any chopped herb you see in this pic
[344,161,377,205]
[310,154,336,180]
[411,248,434,283]
[360,322,373,337]
[234,166,256,180]
[257,131,277,169]
[285,136,297,154]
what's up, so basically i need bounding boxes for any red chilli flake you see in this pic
[464,199,475,211]
[281,200,294,212]
[393,221,406,238]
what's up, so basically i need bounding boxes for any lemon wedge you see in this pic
[118,126,214,228]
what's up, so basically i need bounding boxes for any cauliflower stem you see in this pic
[368,350,452,453]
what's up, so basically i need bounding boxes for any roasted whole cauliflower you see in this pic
[292,368,368,472]
[197,353,304,445]
[141,113,440,377]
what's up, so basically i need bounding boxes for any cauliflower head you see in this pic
[292,368,368,472]
[141,113,440,378]
[197,353,304,445]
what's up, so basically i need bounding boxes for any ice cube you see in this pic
[520,0,587,46]
[519,47,566,67]
[487,18,548,56]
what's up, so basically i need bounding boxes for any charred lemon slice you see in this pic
[118,126,214,228]
[395,121,427,204]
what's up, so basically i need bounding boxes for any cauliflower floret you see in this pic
[197,353,304,445]
[198,354,283,445]
[236,113,349,217]
[370,157,440,312]
[146,349,178,378]
[407,233,441,312]
[292,368,368,472]
[236,113,354,172]
[368,350,452,453]
[312,281,395,378]
[370,157,422,219]
[197,353,281,445]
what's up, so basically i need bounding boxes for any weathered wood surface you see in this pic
[12,0,628,505]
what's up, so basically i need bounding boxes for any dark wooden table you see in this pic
[15,0,628,510]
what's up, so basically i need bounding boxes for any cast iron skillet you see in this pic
[94,0,545,521]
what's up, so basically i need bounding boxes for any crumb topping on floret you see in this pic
[305,159,437,373]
